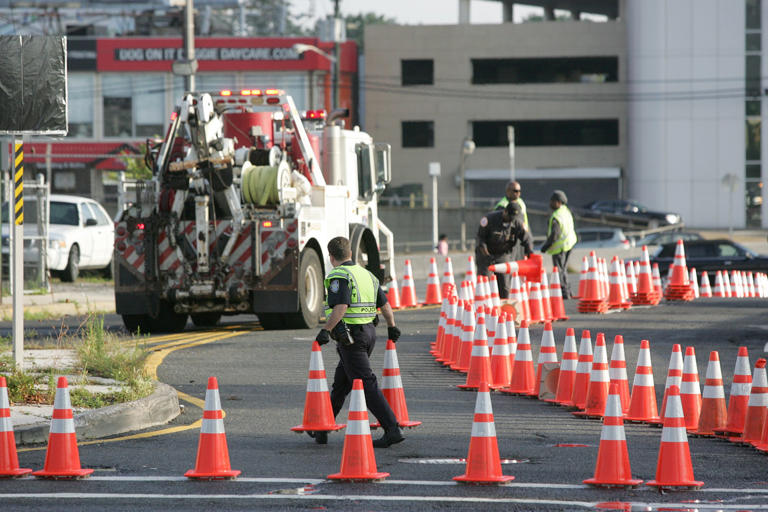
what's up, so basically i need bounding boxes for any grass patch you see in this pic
[0,309,63,322]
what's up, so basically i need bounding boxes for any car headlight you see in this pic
[665,214,679,225]
[49,239,66,249]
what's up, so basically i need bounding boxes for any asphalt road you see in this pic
[3,297,768,511]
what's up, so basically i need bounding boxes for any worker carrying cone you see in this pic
[454,382,515,485]
[185,377,241,480]
[0,376,32,478]
[584,382,643,488]
[32,377,93,479]
[327,380,390,482]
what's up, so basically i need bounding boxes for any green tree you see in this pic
[343,12,397,52]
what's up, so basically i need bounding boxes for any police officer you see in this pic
[495,181,530,262]
[314,236,404,448]
[540,190,577,299]
[476,201,533,298]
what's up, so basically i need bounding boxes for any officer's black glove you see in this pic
[315,328,331,346]
[387,326,401,342]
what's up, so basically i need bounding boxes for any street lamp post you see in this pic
[292,43,337,110]
[459,137,476,251]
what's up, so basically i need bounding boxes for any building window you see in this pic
[472,57,618,84]
[402,121,434,147]
[401,60,434,86]
[747,0,761,29]
[67,73,93,137]
[746,119,761,161]
[103,74,168,138]
[746,55,762,97]
[472,119,619,147]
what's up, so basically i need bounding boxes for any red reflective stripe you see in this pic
[348,411,368,421]
[611,361,627,368]
[636,366,653,374]
[203,410,223,419]
[308,370,326,379]
[382,369,399,377]
[473,413,494,423]
[0,409,10,417]
[53,409,73,419]
[664,417,686,428]
[603,416,623,426]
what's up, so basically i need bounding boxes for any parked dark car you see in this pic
[580,199,682,228]
[634,231,703,248]
[650,239,768,276]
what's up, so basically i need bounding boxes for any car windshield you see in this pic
[1,200,79,226]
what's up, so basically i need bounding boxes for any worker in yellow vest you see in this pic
[540,190,577,299]
[495,181,529,261]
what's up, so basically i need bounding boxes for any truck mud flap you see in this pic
[251,246,299,313]
[115,290,158,316]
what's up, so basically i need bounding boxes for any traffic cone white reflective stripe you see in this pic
[454,382,514,484]
[680,347,702,430]
[717,347,752,436]
[584,382,643,488]
[569,330,593,409]
[489,274,501,309]
[328,380,389,481]
[490,313,512,389]
[551,328,577,405]
[689,268,699,298]
[533,322,558,397]
[699,271,712,297]
[646,386,703,489]
[695,351,727,436]
[575,333,610,418]
[0,376,32,477]
[466,255,477,287]
[658,344,684,424]
[609,335,630,414]
[625,339,660,423]
[539,270,553,322]
[738,358,768,445]
[442,257,456,297]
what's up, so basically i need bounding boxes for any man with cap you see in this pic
[540,190,577,299]
[495,181,529,261]
[476,201,533,298]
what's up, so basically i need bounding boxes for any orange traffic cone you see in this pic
[436,295,458,363]
[574,333,610,418]
[327,380,389,482]
[646,385,704,490]
[680,346,702,431]
[689,268,699,298]
[569,330,594,410]
[754,406,768,453]
[505,313,517,370]
[656,344,684,426]
[466,255,477,286]
[715,347,751,437]
[400,259,419,308]
[454,304,477,373]
[443,299,463,367]
[625,260,637,297]
[488,254,543,283]
[632,246,660,306]
[539,270,553,322]
[578,253,608,313]
[454,382,514,485]
[424,257,443,305]
[608,257,631,310]
[501,320,535,396]
[584,382,643,488]
[625,340,660,423]
[651,263,663,298]
[32,377,93,479]
[489,274,502,309]
[664,240,694,301]
[291,342,346,434]
[693,351,727,436]
[712,271,725,297]
[387,275,402,310]
[185,377,241,480]
[431,295,449,356]
[372,340,421,428]
[576,256,589,299]
[0,376,32,478]
[532,322,558,398]
[549,267,569,321]
[723,270,733,297]
[736,358,767,445]
[490,313,512,390]
[609,335,630,414]
[700,271,712,297]
[458,315,493,391]
[442,257,456,297]
[552,328,577,405]
[450,302,473,371]
[528,282,544,323]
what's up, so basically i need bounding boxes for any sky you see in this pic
[291,0,538,26]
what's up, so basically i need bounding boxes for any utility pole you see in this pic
[183,0,196,91]
[507,126,515,182]
[332,0,341,110]
[429,162,441,252]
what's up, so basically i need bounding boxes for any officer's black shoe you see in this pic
[372,426,404,448]
[307,430,328,445]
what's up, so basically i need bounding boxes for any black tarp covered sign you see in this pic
[0,35,67,135]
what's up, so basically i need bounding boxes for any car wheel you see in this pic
[61,245,80,282]
[190,312,222,327]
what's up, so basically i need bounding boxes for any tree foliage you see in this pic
[343,12,397,51]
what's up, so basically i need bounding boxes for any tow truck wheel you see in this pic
[191,312,222,327]
[122,314,152,334]
[284,248,323,329]
[150,300,188,333]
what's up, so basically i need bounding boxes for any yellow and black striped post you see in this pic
[14,142,23,225]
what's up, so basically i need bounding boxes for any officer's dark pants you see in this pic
[552,249,572,299]
[475,249,512,299]
[330,323,398,430]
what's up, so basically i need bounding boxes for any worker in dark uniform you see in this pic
[476,201,533,298]
[313,236,404,448]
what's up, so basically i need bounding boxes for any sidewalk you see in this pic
[0,281,115,317]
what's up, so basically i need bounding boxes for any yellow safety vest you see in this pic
[546,205,577,255]
[495,196,529,230]
[324,264,378,324]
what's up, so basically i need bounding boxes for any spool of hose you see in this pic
[241,162,254,204]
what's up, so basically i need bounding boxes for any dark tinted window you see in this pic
[473,119,618,147]
[578,231,599,242]
[472,57,618,84]
[402,121,434,148]
[401,59,434,86]
[50,202,79,226]
[717,243,741,257]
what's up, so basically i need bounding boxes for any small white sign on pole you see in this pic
[429,162,441,252]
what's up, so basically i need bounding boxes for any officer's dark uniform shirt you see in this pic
[326,261,388,311]
[476,210,533,257]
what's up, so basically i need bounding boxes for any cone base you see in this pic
[370,420,422,429]
[572,410,603,419]
[584,477,643,488]
[498,387,534,396]
[453,474,515,485]
[185,469,241,480]
[327,471,389,482]
[0,468,33,478]
[32,468,93,479]
[646,479,703,490]
[624,416,661,424]
[457,383,482,390]
[291,424,345,432]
